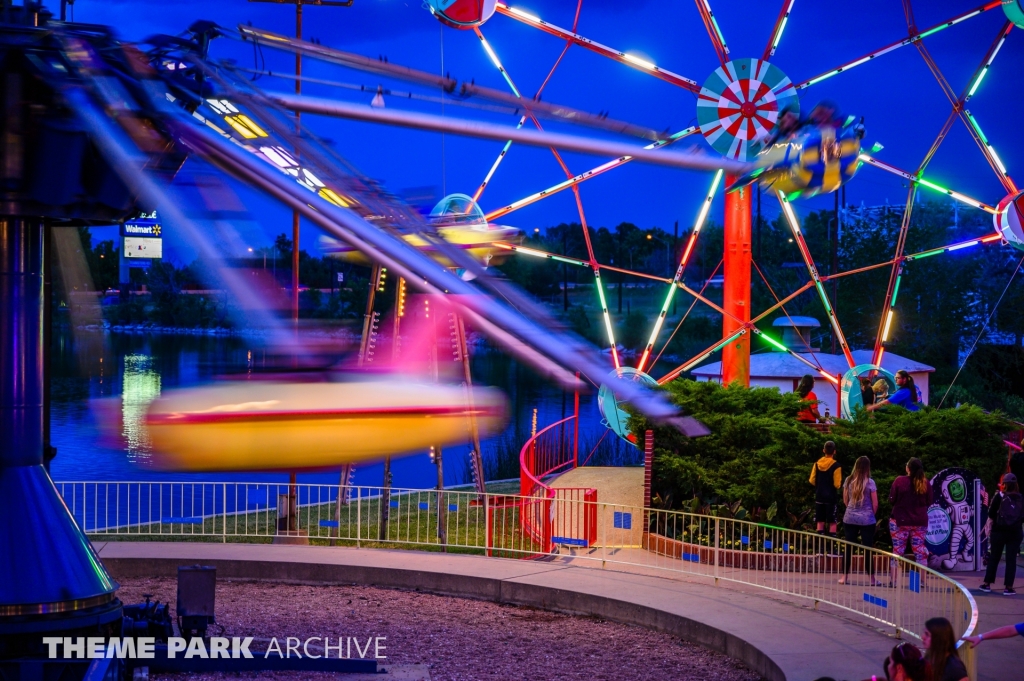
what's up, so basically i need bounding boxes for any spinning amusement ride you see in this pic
[0,0,1022,662]
[418,0,1024,425]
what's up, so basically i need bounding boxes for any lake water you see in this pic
[49,329,637,489]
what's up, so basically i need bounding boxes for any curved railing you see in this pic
[519,415,577,496]
[58,479,978,677]
[516,415,595,553]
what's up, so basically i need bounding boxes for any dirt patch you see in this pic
[117,577,763,681]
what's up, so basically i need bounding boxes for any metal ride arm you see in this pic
[236,24,663,142]
[472,26,621,368]
[794,1,1003,89]
[267,92,752,175]
[911,23,1017,194]
[858,154,997,214]
[165,106,708,434]
[494,2,701,92]
[60,87,301,356]
[763,0,796,60]
[776,192,855,368]
[870,17,1013,365]
[636,170,723,374]
[484,127,698,221]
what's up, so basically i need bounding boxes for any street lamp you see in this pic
[646,233,670,274]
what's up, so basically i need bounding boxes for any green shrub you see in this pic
[630,380,1012,532]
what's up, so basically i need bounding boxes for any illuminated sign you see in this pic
[122,215,162,259]
[124,237,162,259]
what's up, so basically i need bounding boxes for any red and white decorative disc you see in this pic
[697,58,797,161]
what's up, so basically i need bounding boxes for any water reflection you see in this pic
[121,354,161,462]
[50,329,639,486]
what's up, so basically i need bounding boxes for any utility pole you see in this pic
[562,227,568,311]
[248,0,353,324]
[248,0,354,538]
[672,220,678,315]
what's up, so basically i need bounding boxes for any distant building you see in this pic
[690,317,934,418]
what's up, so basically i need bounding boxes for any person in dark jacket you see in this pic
[979,472,1024,596]
[889,457,932,585]
[810,441,841,537]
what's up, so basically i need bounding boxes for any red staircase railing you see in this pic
[510,415,596,554]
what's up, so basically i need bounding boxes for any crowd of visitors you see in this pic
[793,371,1021,680]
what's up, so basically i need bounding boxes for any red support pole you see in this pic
[721,179,751,387]
[573,371,580,468]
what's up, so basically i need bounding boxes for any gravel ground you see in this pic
[117,577,763,681]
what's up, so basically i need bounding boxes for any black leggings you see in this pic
[984,529,1023,588]
[843,522,877,576]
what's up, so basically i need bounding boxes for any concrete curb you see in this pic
[97,543,896,680]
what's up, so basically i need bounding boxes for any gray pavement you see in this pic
[953,561,1024,681]
[95,541,903,681]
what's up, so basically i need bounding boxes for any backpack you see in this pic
[996,492,1024,527]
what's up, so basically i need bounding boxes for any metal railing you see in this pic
[517,415,597,553]
[57,480,978,678]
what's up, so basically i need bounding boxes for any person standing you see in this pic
[796,374,823,423]
[979,472,1024,595]
[922,617,969,681]
[810,441,841,537]
[839,456,879,585]
[889,457,932,585]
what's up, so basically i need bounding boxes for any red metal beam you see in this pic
[694,0,729,67]
[721,178,751,386]
[495,2,701,92]
[763,0,796,60]
[794,1,1002,90]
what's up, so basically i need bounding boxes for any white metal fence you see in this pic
[57,480,978,677]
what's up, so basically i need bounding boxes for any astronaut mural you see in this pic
[925,467,989,572]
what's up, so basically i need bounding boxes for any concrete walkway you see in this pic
[953,564,1024,681]
[95,541,901,681]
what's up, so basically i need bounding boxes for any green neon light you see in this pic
[772,16,788,49]
[916,178,948,194]
[815,281,834,312]
[550,254,589,267]
[913,247,945,260]
[917,25,947,40]
[759,333,788,352]
[806,69,840,86]
[890,276,902,307]
[595,272,609,310]
[967,67,988,98]
[964,111,990,145]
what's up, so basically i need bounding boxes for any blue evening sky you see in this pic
[78,0,1023,261]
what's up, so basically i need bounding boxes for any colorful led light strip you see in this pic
[963,110,1011,178]
[890,275,902,307]
[767,0,796,58]
[881,309,894,342]
[473,116,527,203]
[475,29,521,97]
[594,269,619,369]
[796,1,1001,89]
[636,170,723,373]
[484,127,698,221]
[748,328,838,382]
[494,2,701,92]
[858,154,997,213]
[660,328,748,383]
[778,191,855,367]
[699,0,730,55]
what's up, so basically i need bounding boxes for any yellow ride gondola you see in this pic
[321,193,520,267]
[144,376,507,472]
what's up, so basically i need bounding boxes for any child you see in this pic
[810,441,842,537]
